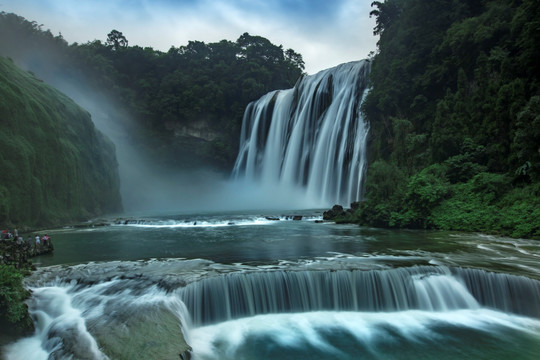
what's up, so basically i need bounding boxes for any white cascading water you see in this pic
[5,260,540,359]
[232,60,371,207]
[178,266,540,327]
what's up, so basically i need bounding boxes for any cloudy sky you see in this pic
[2,0,379,74]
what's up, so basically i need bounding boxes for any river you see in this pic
[3,210,540,359]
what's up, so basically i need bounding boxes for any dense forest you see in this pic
[0,57,121,227]
[0,12,305,169]
[348,0,540,238]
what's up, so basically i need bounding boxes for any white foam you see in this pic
[188,310,540,360]
[113,214,323,229]
[3,337,50,360]
[4,286,108,360]
[119,218,274,228]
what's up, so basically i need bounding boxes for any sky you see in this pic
[1,0,379,74]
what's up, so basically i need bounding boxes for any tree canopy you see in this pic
[0,12,305,169]
[105,29,128,50]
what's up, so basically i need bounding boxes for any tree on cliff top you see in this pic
[106,29,128,51]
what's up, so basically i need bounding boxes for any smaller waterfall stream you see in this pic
[182,265,540,359]
[179,266,540,326]
[4,261,540,360]
[233,60,371,207]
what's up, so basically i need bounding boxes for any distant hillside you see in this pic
[0,57,122,228]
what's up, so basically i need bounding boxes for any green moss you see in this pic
[0,56,121,227]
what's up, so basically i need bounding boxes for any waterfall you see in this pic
[7,262,540,360]
[179,266,540,326]
[232,60,371,207]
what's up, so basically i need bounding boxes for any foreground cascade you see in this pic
[7,261,540,359]
[179,266,540,326]
[233,60,371,206]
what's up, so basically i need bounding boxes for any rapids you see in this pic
[2,212,540,359]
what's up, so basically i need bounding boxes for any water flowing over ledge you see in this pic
[7,259,540,359]
[22,260,540,324]
[232,60,371,207]
[179,265,540,326]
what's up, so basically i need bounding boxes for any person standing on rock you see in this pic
[35,235,40,250]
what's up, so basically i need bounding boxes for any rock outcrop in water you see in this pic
[0,239,53,269]
[323,205,346,220]
[323,202,360,221]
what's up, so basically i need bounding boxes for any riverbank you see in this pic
[0,236,54,342]
[0,239,54,268]
[324,195,540,240]
[0,241,41,342]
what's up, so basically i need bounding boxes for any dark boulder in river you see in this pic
[323,205,346,220]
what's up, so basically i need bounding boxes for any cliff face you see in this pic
[0,57,122,227]
[166,118,220,142]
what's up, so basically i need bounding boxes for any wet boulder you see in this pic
[323,205,346,220]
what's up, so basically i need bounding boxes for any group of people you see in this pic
[1,228,19,240]
[1,228,53,252]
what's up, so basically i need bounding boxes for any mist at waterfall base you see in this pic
[110,60,371,213]
[66,93,313,213]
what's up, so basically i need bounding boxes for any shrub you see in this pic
[0,264,33,334]
[402,164,450,227]
[364,160,406,201]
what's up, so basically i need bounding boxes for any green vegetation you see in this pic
[0,12,305,169]
[0,264,33,335]
[351,0,540,238]
[0,56,121,227]
[2,6,537,238]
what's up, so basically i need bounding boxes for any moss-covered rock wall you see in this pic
[0,57,122,227]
